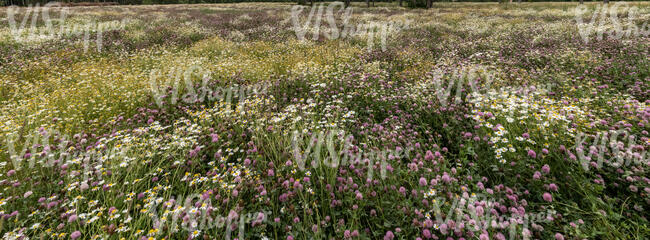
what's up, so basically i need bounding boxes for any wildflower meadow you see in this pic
[0,1,649,239]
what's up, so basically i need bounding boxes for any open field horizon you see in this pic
[1,1,649,239]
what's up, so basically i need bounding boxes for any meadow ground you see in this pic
[0,1,649,239]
